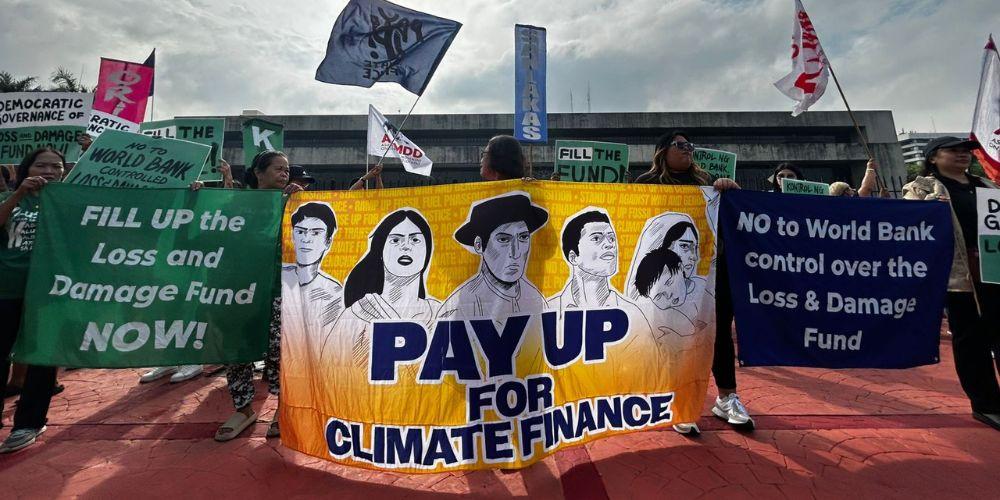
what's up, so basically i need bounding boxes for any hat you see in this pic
[454,193,549,247]
[289,165,316,183]
[922,136,980,160]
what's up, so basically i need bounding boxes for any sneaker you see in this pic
[712,393,754,427]
[972,411,1000,431]
[673,422,701,435]
[169,365,203,383]
[139,366,177,383]
[0,426,46,453]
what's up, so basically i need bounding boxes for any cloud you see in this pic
[1,0,997,132]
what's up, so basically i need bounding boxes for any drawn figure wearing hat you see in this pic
[437,192,549,320]
[281,202,344,334]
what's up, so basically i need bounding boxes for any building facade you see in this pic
[897,132,965,165]
[208,110,907,194]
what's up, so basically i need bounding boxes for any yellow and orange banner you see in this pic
[279,180,718,472]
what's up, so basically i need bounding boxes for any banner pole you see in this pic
[824,57,888,193]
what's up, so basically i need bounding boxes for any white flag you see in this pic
[774,0,830,116]
[367,105,433,177]
[971,35,1000,183]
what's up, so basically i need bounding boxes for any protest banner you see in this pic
[720,191,953,368]
[242,118,284,168]
[977,187,1000,284]
[280,180,720,471]
[514,25,547,143]
[0,92,92,163]
[64,129,211,188]
[553,140,629,183]
[87,57,154,137]
[13,184,282,367]
[782,178,830,195]
[140,118,226,181]
[693,148,737,180]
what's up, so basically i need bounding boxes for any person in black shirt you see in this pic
[635,131,749,434]
[903,136,1000,431]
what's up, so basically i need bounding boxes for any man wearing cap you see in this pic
[903,136,1000,431]
[289,165,317,190]
[438,192,549,320]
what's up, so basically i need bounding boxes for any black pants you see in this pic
[946,284,1000,413]
[0,299,57,431]
[713,254,737,392]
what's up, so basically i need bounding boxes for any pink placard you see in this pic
[91,57,153,123]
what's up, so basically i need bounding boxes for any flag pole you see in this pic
[373,93,424,171]
[823,55,888,193]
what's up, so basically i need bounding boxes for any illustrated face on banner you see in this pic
[293,215,336,266]
[573,221,618,277]
[666,227,699,278]
[479,221,531,284]
[648,265,688,310]
[383,218,428,278]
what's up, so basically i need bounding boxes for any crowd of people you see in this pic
[1,130,998,456]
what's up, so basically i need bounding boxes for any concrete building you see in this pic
[897,132,965,165]
[210,110,907,194]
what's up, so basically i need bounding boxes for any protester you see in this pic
[349,165,384,190]
[903,136,1000,431]
[830,159,884,197]
[0,148,66,453]
[480,135,526,180]
[769,162,806,192]
[139,159,235,385]
[215,151,302,442]
[289,165,316,190]
[634,131,749,434]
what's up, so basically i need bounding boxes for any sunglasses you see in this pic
[670,141,696,152]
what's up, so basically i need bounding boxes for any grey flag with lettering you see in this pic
[315,0,462,96]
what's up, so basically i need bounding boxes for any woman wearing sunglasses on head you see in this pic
[635,131,749,435]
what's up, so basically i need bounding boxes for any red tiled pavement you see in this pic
[2,335,999,499]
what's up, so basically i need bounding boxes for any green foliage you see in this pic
[0,72,40,92]
[0,68,90,93]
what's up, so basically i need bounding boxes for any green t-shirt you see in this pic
[0,191,41,299]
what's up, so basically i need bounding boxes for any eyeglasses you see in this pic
[670,141,696,152]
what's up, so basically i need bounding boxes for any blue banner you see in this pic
[720,191,953,368]
[514,25,547,143]
[315,0,462,96]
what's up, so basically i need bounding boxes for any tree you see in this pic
[49,67,90,92]
[0,72,40,92]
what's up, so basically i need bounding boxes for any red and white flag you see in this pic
[971,35,1000,184]
[774,0,830,116]
[367,105,433,177]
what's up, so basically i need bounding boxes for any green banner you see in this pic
[0,91,93,163]
[140,118,226,182]
[977,187,1000,284]
[242,118,284,168]
[13,183,282,367]
[64,129,211,188]
[781,178,830,196]
[693,148,737,180]
[553,140,629,183]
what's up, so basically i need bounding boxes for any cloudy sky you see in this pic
[2,0,997,132]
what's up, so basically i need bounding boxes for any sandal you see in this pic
[266,417,280,438]
[214,410,258,442]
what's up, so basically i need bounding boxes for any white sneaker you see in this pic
[139,366,177,383]
[673,422,701,435]
[169,365,203,383]
[0,425,46,453]
[712,393,754,427]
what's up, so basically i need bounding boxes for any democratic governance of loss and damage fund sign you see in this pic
[720,190,954,369]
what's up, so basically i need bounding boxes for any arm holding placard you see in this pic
[0,177,46,226]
